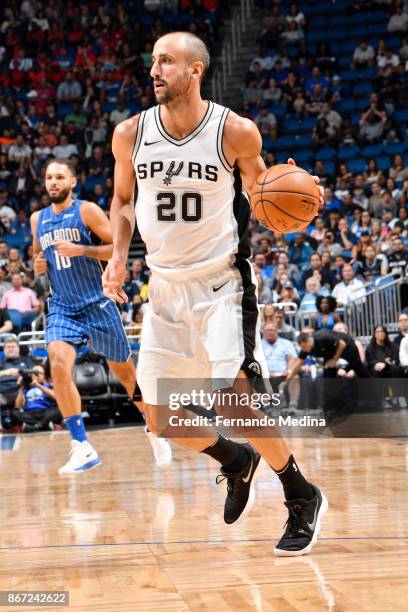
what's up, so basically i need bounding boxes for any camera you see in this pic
[19,369,36,386]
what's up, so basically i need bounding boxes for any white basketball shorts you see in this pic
[137,259,269,405]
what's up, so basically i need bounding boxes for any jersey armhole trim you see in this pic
[217,108,234,173]
[131,112,145,164]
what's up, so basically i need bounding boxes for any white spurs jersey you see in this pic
[133,101,251,279]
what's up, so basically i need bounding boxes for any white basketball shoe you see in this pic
[58,440,102,476]
[144,427,172,466]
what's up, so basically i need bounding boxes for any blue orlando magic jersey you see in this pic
[37,201,104,311]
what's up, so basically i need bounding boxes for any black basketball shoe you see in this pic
[216,443,262,524]
[274,484,328,556]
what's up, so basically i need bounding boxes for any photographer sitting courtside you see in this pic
[0,336,35,428]
[13,364,61,432]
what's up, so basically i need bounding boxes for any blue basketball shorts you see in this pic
[46,298,131,363]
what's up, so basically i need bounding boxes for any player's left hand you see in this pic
[55,240,82,257]
[287,158,325,206]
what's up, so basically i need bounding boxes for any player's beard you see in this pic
[155,70,191,105]
[47,187,71,203]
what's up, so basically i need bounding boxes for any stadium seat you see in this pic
[275,150,291,163]
[322,161,336,174]
[358,67,377,80]
[283,119,301,134]
[383,142,407,156]
[339,70,361,82]
[293,150,312,163]
[300,118,317,132]
[338,145,359,161]
[362,144,383,158]
[355,98,369,111]
[315,147,336,161]
[376,156,392,171]
[262,137,274,151]
[273,136,294,150]
[353,82,373,97]
[347,159,366,173]
[337,99,356,113]
[393,110,408,123]
[293,134,310,149]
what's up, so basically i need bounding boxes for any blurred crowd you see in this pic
[0,0,407,426]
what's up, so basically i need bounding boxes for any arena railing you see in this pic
[343,275,403,343]
[210,0,253,104]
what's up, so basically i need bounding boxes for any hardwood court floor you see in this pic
[0,427,407,611]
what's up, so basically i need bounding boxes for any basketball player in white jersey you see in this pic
[103,32,327,556]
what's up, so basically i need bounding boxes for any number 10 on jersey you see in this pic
[54,251,71,270]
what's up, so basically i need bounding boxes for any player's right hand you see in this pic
[102,256,128,304]
[33,252,47,275]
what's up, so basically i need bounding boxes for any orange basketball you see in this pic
[250,164,320,234]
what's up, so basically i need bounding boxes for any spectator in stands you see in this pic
[352,38,375,68]
[314,295,341,331]
[278,281,300,307]
[245,61,268,89]
[300,252,335,291]
[306,66,329,95]
[298,277,321,319]
[52,135,78,159]
[273,305,297,342]
[281,20,304,44]
[261,322,300,413]
[318,230,343,258]
[318,101,342,134]
[256,272,274,304]
[359,106,387,144]
[368,182,386,216]
[57,71,82,102]
[366,325,400,379]
[249,47,274,72]
[0,273,40,332]
[388,236,408,278]
[263,78,282,105]
[336,218,359,256]
[387,6,408,33]
[399,333,408,372]
[365,159,381,185]
[310,217,326,244]
[360,244,388,280]
[393,312,408,350]
[324,187,343,213]
[305,83,326,116]
[292,88,307,117]
[0,267,11,301]
[286,3,306,28]
[273,251,299,285]
[8,135,32,164]
[254,104,277,140]
[14,364,61,432]
[23,269,45,299]
[389,154,408,181]
[331,263,366,306]
[311,118,334,148]
[377,48,400,74]
[110,98,131,126]
[288,233,314,270]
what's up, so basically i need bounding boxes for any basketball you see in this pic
[251,164,320,234]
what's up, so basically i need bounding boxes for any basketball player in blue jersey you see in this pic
[103,32,327,556]
[31,158,172,475]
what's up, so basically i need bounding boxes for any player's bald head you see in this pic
[154,32,210,79]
